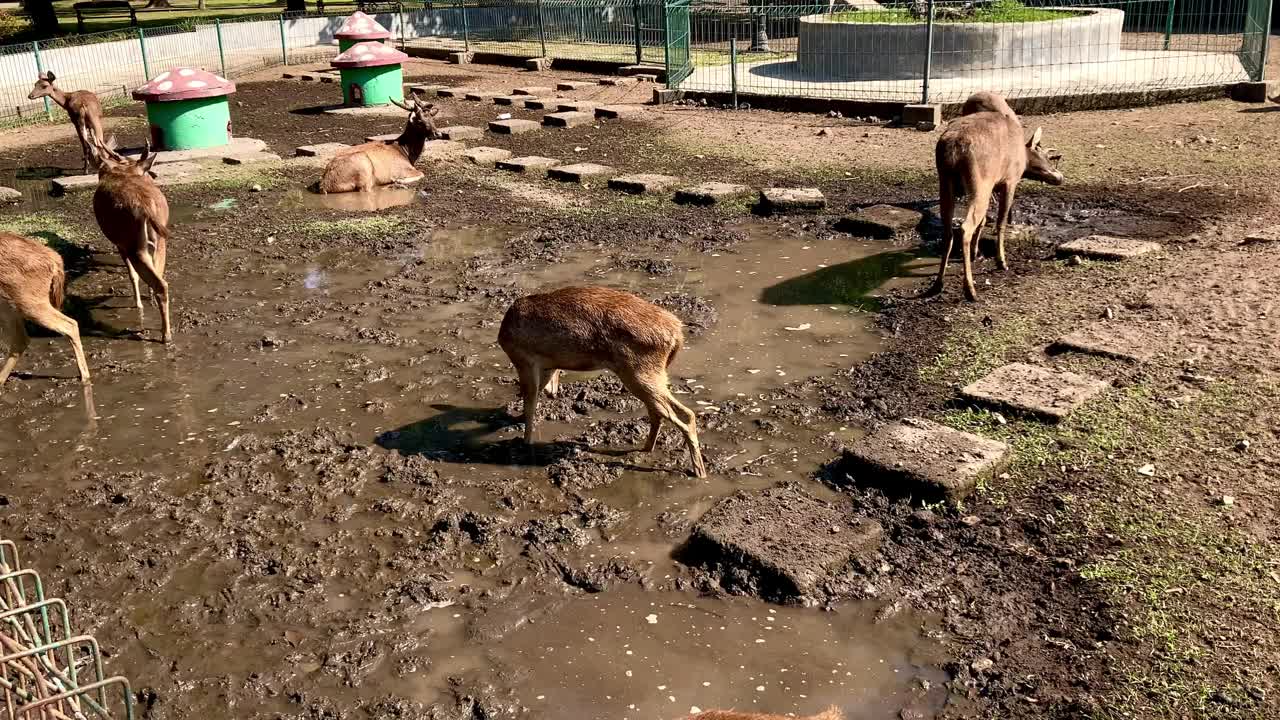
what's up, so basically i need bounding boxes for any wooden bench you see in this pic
[73,1,139,33]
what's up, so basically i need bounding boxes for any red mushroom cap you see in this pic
[330,41,408,69]
[335,11,392,40]
[133,67,235,102]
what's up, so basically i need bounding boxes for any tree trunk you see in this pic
[145,0,173,7]
[25,0,59,35]
[286,0,306,12]
[198,0,207,9]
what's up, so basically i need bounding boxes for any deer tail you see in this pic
[666,329,684,370]
[49,268,66,310]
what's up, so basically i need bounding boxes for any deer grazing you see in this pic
[29,71,106,176]
[686,708,843,720]
[90,135,173,344]
[927,91,1063,301]
[0,232,90,386]
[311,95,440,193]
[498,286,707,478]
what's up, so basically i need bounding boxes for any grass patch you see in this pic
[297,216,402,242]
[0,212,84,246]
[918,315,1032,387]
[830,1,1076,24]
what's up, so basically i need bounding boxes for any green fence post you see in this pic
[662,0,671,87]
[1163,0,1176,50]
[633,0,643,65]
[1263,0,1274,79]
[138,27,151,80]
[215,19,228,77]
[921,0,935,104]
[32,41,53,121]
[461,0,470,52]
[400,3,407,50]
[537,0,548,57]
[279,14,288,65]
[729,36,737,109]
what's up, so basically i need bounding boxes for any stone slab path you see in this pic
[1052,322,1161,363]
[837,204,923,238]
[962,363,1109,422]
[1058,235,1162,260]
[842,418,1009,502]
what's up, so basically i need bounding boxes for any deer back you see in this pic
[92,169,170,250]
[936,111,1028,191]
[0,232,63,305]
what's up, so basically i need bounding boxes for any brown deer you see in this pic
[29,71,106,175]
[90,135,173,344]
[498,286,707,478]
[311,95,440,194]
[685,708,843,720]
[0,232,90,386]
[927,91,1063,301]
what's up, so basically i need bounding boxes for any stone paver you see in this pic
[435,87,471,98]
[296,142,352,158]
[464,146,513,167]
[1052,322,1160,363]
[760,187,826,213]
[522,97,562,110]
[421,139,467,159]
[1057,235,1162,260]
[364,133,400,142]
[837,204,924,238]
[608,174,680,195]
[406,84,447,96]
[496,156,561,175]
[493,95,530,106]
[674,181,752,206]
[463,90,499,102]
[686,485,883,601]
[125,136,266,165]
[548,162,616,183]
[439,126,483,141]
[50,174,98,194]
[962,363,1110,422]
[542,111,593,128]
[321,105,404,117]
[841,418,1009,503]
[556,80,594,90]
[513,86,553,95]
[556,100,598,113]
[448,51,471,64]
[221,152,281,165]
[594,104,640,119]
[0,187,20,202]
[599,76,637,86]
[488,118,542,135]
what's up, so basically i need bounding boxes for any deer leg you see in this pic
[121,254,144,312]
[23,302,90,385]
[622,372,706,478]
[995,184,1015,271]
[0,307,29,387]
[515,361,540,444]
[76,125,91,174]
[925,179,957,296]
[539,368,560,398]
[960,186,993,302]
[130,250,171,344]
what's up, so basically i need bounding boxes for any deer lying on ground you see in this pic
[90,135,173,343]
[0,232,90,386]
[685,708,843,720]
[498,286,707,478]
[927,91,1063,301]
[29,71,106,176]
[311,96,440,193]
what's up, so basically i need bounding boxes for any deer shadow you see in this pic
[376,403,583,468]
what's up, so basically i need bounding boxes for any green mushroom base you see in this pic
[339,65,404,107]
[144,96,231,151]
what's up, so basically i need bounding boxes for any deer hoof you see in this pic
[919,281,944,298]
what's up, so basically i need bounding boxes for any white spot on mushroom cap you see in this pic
[178,68,196,77]
[153,71,170,82]
[157,80,173,91]
[188,80,207,88]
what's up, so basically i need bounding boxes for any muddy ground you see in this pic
[0,59,1278,720]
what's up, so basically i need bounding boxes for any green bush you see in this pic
[0,10,29,40]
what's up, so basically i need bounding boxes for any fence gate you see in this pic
[663,0,692,87]
[1241,0,1272,80]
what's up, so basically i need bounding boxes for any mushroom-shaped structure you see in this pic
[132,67,236,151]
[331,42,408,107]
[335,11,392,52]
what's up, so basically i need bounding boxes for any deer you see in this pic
[0,232,91,386]
[89,134,173,344]
[926,91,1063,302]
[498,286,707,478]
[29,71,106,176]
[311,95,440,194]
[685,708,843,720]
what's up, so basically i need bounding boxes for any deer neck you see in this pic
[46,85,69,109]
[396,124,430,165]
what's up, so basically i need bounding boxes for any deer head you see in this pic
[1023,127,1064,186]
[89,133,159,179]
[390,95,441,140]
[28,71,57,101]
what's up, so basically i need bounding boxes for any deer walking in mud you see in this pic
[498,286,707,478]
[312,95,440,193]
[928,91,1064,301]
[90,136,173,343]
[29,71,106,176]
[685,708,843,720]
[0,232,91,386]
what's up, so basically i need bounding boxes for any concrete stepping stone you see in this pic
[1058,235,1161,260]
[295,142,351,158]
[50,174,98,194]
[556,100,598,113]
[435,87,471,98]
[493,95,531,106]
[1051,322,1159,363]
[222,152,281,165]
[685,485,882,602]
[522,97,562,110]
[365,133,400,142]
[513,86,553,95]
[608,173,679,195]
[125,136,267,165]
[556,80,594,90]
[599,77,637,86]
[595,104,640,119]
[0,187,20,202]
[321,105,404,117]
[421,139,467,159]
[962,363,1109,422]
[837,204,923,238]
[621,63,664,76]
[674,181,752,206]
[439,126,483,141]
[488,118,541,135]
[841,418,1009,503]
[464,90,499,102]
[542,111,593,128]
[548,162,616,183]
[496,155,561,175]
[464,146,513,167]
[407,84,447,96]
[760,187,826,213]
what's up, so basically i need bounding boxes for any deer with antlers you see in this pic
[89,135,173,344]
[311,96,441,194]
[0,231,91,386]
[29,71,106,176]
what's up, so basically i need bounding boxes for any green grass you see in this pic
[0,212,85,245]
[830,1,1076,24]
[297,216,401,242]
[1,0,295,43]
[918,315,1033,387]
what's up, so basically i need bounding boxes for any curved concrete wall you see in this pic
[797,9,1124,81]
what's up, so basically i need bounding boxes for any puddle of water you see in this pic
[280,185,423,212]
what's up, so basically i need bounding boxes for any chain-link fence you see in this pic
[0,0,1269,129]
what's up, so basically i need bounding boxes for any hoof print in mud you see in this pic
[838,417,1009,503]
[680,484,883,603]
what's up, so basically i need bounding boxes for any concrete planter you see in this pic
[331,41,407,106]
[796,8,1124,81]
[133,67,236,150]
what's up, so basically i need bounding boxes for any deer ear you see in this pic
[45,70,55,82]
[428,106,439,117]
[140,142,159,173]
[1028,126,1043,149]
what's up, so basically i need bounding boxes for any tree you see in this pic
[145,0,173,7]
[286,0,307,12]
[24,0,59,36]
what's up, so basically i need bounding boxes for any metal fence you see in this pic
[0,0,1270,128]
